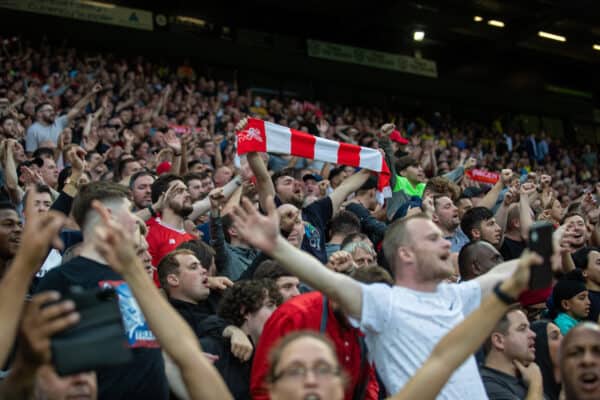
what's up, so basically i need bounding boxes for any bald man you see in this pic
[458,240,504,281]
[560,322,600,400]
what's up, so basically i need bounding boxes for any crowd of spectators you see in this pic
[0,35,599,400]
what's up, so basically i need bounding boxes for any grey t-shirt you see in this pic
[26,115,69,152]
[480,366,534,400]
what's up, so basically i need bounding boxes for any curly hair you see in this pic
[425,176,461,202]
[217,279,283,327]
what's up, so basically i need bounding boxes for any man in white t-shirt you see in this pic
[231,198,522,399]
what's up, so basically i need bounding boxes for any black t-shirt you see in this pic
[587,290,600,323]
[300,197,333,264]
[35,256,168,400]
[200,335,252,400]
[500,237,526,261]
[169,298,214,338]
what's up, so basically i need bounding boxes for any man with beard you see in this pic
[146,174,195,285]
[26,84,102,154]
[563,213,589,254]
[480,308,543,399]
[560,323,600,400]
[432,195,468,253]
[0,201,22,277]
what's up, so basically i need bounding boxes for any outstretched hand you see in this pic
[231,196,280,254]
[16,188,65,271]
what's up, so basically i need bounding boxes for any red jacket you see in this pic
[250,292,379,400]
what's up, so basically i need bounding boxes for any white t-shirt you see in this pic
[360,280,488,400]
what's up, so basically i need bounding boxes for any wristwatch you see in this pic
[493,282,517,305]
[64,177,79,189]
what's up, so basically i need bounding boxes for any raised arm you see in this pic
[92,202,233,400]
[231,196,363,319]
[519,182,537,240]
[478,169,512,210]
[66,83,102,121]
[236,118,276,210]
[329,169,371,213]
[391,252,543,400]
[0,193,65,366]
[246,152,275,211]
[187,175,241,221]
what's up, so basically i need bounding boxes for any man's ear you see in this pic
[167,273,179,287]
[398,246,413,264]
[472,259,482,276]
[490,332,505,351]
[471,228,481,241]
[561,299,571,312]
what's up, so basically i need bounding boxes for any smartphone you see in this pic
[51,286,132,376]
[527,222,554,289]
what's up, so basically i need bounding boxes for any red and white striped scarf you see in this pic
[236,118,390,192]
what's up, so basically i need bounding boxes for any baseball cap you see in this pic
[302,173,323,182]
[390,129,409,145]
[156,161,172,175]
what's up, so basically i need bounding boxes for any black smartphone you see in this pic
[51,286,132,376]
[528,221,554,289]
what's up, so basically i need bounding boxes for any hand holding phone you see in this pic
[527,222,554,289]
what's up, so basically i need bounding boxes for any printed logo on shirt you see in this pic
[98,280,160,349]
[169,238,176,245]
[304,222,321,250]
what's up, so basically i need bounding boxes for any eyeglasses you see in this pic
[272,362,340,382]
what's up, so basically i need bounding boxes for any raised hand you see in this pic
[379,123,395,137]
[231,196,280,254]
[122,129,135,144]
[84,127,99,152]
[20,166,44,187]
[164,130,182,154]
[17,188,66,270]
[209,187,226,212]
[66,146,87,172]
[326,250,357,274]
[91,83,103,94]
[464,157,477,170]
[235,117,249,132]
[520,182,537,198]
[154,182,179,213]
[540,174,552,188]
